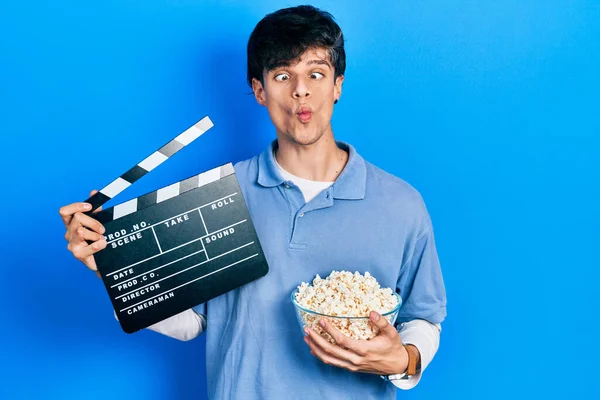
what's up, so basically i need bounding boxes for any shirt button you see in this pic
[284,184,291,189]
[299,213,304,217]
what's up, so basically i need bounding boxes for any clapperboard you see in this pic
[86,116,269,333]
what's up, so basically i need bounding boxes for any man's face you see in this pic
[251,47,344,146]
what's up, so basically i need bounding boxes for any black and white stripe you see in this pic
[94,163,235,223]
[85,116,214,213]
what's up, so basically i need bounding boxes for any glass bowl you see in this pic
[291,289,402,345]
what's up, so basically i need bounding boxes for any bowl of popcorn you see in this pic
[291,270,402,345]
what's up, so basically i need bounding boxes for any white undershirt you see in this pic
[122,157,442,390]
[273,153,334,203]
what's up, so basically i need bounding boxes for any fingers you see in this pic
[369,311,398,339]
[318,319,366,356]
[305,335,358,371]
[60,190,107,274]
[58,190,101,227]
[59,202,92,227]
[76,226,105,243]
[64,212,105,244]
[68,240,107,268]
[71,212,105,235]
[304,326,363,369]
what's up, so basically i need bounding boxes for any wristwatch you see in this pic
[381,344,420,381]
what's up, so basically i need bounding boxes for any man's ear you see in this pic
[334,74,344,103]
[251,78,267,106]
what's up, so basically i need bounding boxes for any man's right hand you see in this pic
[59,190,107,278]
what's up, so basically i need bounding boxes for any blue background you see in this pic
[1,1,598,399]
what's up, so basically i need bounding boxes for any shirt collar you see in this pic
[256,139,366,200]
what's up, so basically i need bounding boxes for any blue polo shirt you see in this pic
[193,141,447,400]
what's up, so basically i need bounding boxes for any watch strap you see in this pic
[381,344,421,381]
[404,344,420,376]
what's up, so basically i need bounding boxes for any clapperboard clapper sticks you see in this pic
[88,116,269,333]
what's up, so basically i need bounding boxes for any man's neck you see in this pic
[274,134,349,182]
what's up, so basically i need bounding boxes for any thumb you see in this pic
[369,311,397,338]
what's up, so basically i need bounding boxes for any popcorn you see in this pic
[294,271,399,344]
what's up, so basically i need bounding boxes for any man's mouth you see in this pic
[298,111,312,123]
[297,106,312,123]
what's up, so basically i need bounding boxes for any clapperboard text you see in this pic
[107,197,234,250]
[102,192,243,317]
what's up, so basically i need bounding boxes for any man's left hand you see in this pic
[303,310,409,375]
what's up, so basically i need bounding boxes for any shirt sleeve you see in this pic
[387,219,447,389]
[113,307,206,341]
[396,222,447,325]
[390,320,442,390]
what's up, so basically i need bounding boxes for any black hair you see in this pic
[246,5,346,88]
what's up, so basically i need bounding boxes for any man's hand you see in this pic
[59,190,107,278]
[303,310,410,375]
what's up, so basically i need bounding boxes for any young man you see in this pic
[59,5,446,400]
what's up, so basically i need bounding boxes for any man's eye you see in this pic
[310,72,324,79]
[275,73,290,82]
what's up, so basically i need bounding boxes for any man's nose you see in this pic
[292,77,311,98]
